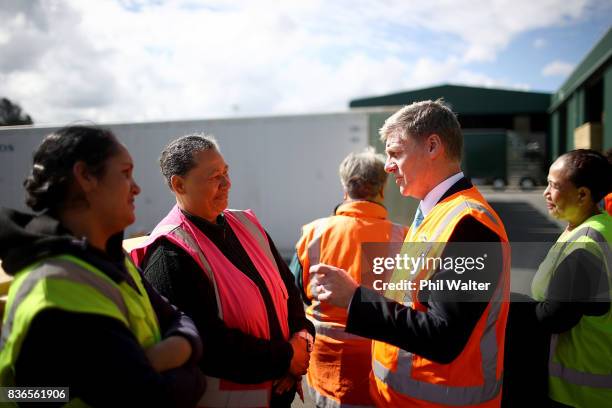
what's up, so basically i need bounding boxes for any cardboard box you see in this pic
[574,122,603,151]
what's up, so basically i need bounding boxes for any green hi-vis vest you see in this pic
[0,254,162,407]
[532,213,612,408]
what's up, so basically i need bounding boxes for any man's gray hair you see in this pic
[159,133,219,189]
[339,147,388,200]
[379,99,463,161]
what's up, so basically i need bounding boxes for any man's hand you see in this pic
[309,263,358,308]
[288,335,310,376]
[145,335,192,373]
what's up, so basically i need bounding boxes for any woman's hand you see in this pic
[288,335,310,376]
[145,335,193,373]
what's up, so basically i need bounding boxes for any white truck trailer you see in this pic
[0,111,414,259]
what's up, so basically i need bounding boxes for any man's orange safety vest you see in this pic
[297,200,407,408]
[371,187,510,408]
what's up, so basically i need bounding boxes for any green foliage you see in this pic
[0,98,33,126]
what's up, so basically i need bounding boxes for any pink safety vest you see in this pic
[131,205,290,408]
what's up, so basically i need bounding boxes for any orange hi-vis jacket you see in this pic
[297,200,407,408]
[371,187,511,408]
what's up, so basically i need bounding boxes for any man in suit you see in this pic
[310,99,511,408]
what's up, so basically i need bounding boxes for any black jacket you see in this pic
[0,208,205,407]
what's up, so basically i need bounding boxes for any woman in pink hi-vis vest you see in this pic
[130,134,315,408]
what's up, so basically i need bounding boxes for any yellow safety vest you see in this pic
[0,254,161,407]
[532,213,612,408]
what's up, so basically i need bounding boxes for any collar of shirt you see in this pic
[335,200,387,220]
[419,172,464,218]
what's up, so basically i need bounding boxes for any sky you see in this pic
[1,0,611,125]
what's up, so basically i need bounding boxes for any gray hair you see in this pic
[339,147,388,200]
[379,99,463,161]
[159,133,219,188]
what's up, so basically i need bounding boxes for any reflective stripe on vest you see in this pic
[302,378,374,408]
[373,279,505,405]
[231,210,278,268]
[307,218,330,319]
[306,316,367,341]
[408,200,500,262]
[167,224,224,319]
[429,200,500,242]
[554,225,612,269]
[399,200,502,305]
[549,334,612,388]
[0,257,128,349]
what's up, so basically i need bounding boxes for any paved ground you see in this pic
[480,187,563,295]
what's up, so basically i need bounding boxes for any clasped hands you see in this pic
[273,264,359,395]
[274,333,311,395]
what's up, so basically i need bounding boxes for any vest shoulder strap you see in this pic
[1,255,128,349]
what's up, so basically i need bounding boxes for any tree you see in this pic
[0,98,33,126]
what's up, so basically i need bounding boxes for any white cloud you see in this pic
[542,60,575,77]
[0,0,594,124]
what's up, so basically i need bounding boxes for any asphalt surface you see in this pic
[480,187,563,295]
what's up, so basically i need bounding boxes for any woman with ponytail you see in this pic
[0,126,205,407]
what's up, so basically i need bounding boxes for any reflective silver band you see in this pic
[307,317,369,342]
[168,225,225,320]
[373,359,503,406]
[549,315,612,389]
[430,200,500,242]
[0,257,128,348]
[229,210,279,275]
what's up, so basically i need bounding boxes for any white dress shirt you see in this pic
[419,172,464,219]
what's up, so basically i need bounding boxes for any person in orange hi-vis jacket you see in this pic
[290,147,408,408]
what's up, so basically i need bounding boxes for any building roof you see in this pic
[549,27,612,112]
[349,84,551,115]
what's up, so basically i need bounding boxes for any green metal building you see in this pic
[351,84,551,134]
[351,84,552,189]
[549,27,612,159]
[350,84,555,223]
